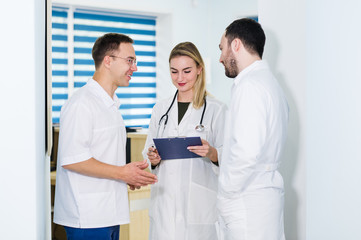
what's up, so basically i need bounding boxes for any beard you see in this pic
[224,51,239,78]
[224,58,238,78]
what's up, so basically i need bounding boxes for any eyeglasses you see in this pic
[109,55,137,66]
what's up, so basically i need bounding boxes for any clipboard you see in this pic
[153,137,202,160]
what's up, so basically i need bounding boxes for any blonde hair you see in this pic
[169,42,207,109]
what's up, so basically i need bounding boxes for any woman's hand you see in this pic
[147,146,161,167]
[187,139,218,163]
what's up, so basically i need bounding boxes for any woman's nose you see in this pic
[177,72,183,81]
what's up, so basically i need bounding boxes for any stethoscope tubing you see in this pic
[157,90,206,136]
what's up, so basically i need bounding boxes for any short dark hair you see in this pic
[225,18,266,58]
[92,33,133,69]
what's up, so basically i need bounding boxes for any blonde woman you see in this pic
[143,42,227,240]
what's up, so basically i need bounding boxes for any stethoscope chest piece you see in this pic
[195,124,205,132]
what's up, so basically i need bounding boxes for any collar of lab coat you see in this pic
[166,93,196,129]
[233,60,267,86]
[87,78,121,109]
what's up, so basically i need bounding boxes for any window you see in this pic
[51,6,157,128]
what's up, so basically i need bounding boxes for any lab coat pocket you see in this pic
[188,183,217,224]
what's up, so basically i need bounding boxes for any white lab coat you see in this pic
[143,95,227,240]
[217,60,288,240]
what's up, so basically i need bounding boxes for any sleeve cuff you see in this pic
[60,151,93,166]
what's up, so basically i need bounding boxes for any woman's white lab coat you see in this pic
[143,95,227,240]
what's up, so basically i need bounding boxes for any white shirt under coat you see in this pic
[143,95,227,240]
[217,60,289,240]
[53,79,129,228]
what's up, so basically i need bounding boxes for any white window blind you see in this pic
[52,6,157,128]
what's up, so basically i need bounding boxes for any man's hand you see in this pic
[63,158,158,186]
[120,160,158,187]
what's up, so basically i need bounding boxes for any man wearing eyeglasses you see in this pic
[53,33,158,240]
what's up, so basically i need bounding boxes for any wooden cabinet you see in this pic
[127,132,148,164]
[120,185,151,240]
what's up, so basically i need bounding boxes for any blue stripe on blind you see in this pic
[124,83,156,88]
[73,82,85,88]
[137,62,156,67]
[52,106,62,111]
[53,35,67,41]
[75,8,156,20]
[73,71,156,77]
[133,72,156,77]
[122,114,151,120]
[52,10,68,18]
[74,12,156,25]
[73,36,155,46]
[52,94,68,100]
[52,23,67,30]
[74,82,156,88]
[74,24,156,36]
[52,6,157,128]
[73,48,90,54]
[53,59,68,64]
[116,93,156,98]
[134,40,156,46]
[74,59,155,67]
[53,70,68,76]
[53,82,68,88]
[119,104,155,109]
[135,51,156,57]
[52,47,67,53]
[74,59,93,65]
[126,124,149,129]
[74,71,93,76]
[73,47,156,57]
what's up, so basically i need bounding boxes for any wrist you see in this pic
[208,147,218,163]
[114,165,125,181]
[151,162,160,169]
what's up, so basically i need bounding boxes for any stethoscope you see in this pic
[156,90,206,137]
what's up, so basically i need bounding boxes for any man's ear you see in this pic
[103,55,111,68]
[231,38,243,53]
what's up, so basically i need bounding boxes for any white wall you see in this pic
[259,1,306,239]
[306,1,361,239]
[206,0,258,105]
[260,0,361,239]
[0,0,50,239]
